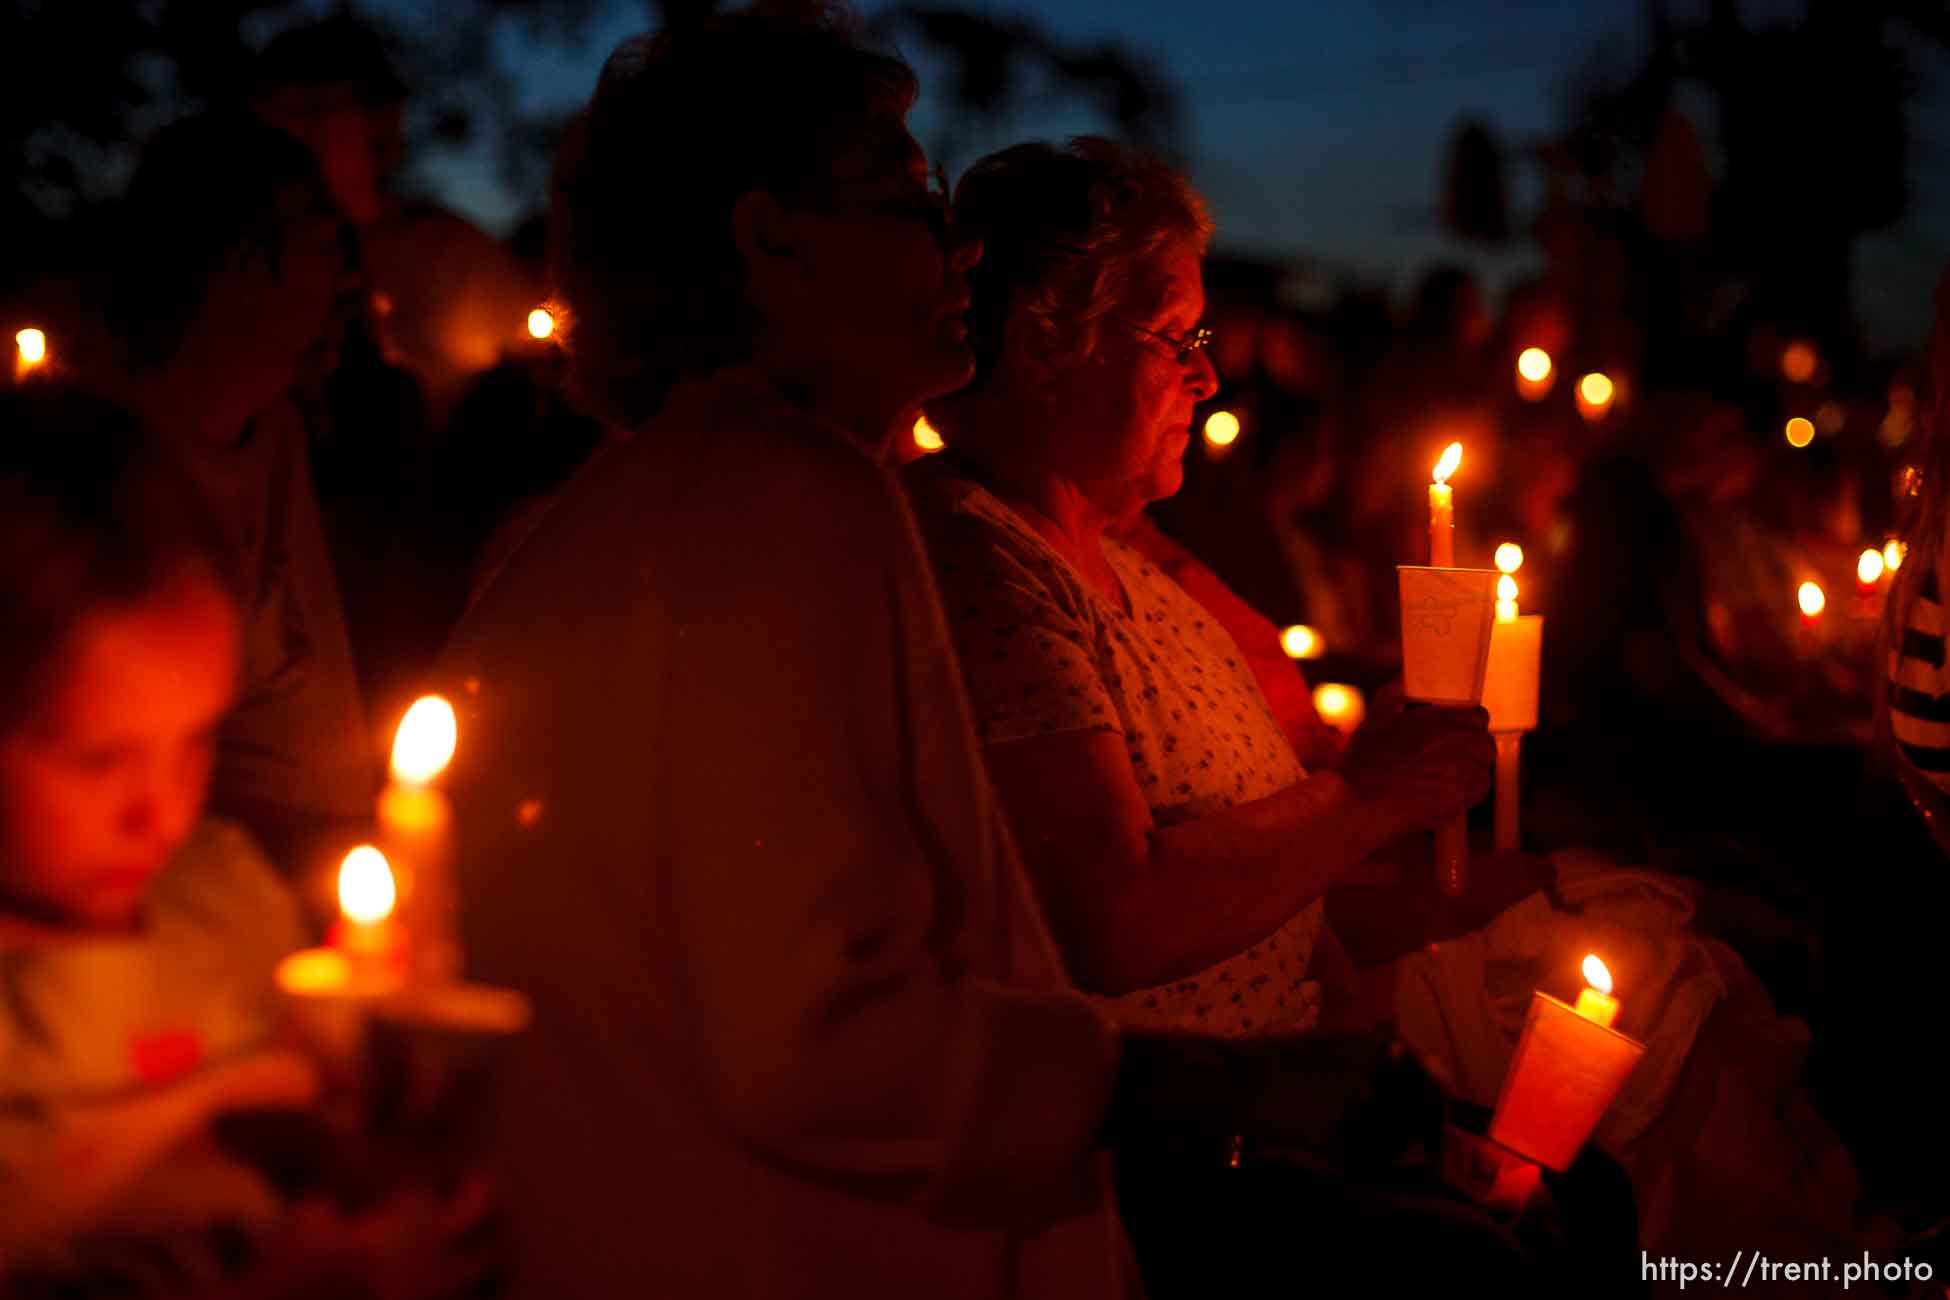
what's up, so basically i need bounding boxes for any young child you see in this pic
[0,386,488,1297]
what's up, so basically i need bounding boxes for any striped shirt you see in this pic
[1889,567,1950,793]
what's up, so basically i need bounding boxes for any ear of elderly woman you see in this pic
[909,139,1496,1033]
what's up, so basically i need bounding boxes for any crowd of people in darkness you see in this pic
[4,5,1950,1298]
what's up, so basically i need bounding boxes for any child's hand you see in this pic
[259,1173,504,1300]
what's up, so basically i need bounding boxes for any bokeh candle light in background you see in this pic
[14,327,46,381]
[1281,624,1323,660]
[1515,348,1554,401]
[1858,548,1886,594]
[913,413,945,454]
[1203,409,1241,460]
[1799,581,1826,621]
[1575,372,1614,422]
[1785,417,1815,449]
[1312,682,1365,733]
[1885,539,1907,572]
[526,307,555,340]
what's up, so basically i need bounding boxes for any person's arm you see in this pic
[652,456,1117,1223]
[983,702,1492,995]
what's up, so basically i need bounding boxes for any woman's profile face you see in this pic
[1051,240,1217,517]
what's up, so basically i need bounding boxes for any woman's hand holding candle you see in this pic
[1338,705,1495,833]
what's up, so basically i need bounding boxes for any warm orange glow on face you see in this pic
[1784,417,1815,448]
[1858,549,1886,585]
[1885,540,1906,572]
[1516,348,1552,383]
[1494,543,1524,574]
[1204,410,1241,448]
[527,307,555,340]
[338,846,397,925]
[1432,441,1463,486]
[1780,340,1818,384]
[391,695,458,784]
[1798,581,1826,618]
[1281,624,1322,659]
[1577,373,1614,408]
[1582,953,1613,995]
[15,327,46,365]
[913,414,945,453]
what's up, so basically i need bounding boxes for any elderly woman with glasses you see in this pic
[907,139,1497,1035]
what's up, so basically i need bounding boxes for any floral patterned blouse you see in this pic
[907,465,1325,1036]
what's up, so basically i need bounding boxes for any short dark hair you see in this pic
[104,111,329,367]
[0,386,235,728]
[549,7,916,427]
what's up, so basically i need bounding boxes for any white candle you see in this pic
[1429,442,1462,567]
[379,696,460,983]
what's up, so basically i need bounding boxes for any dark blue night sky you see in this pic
[383,0,1948,350]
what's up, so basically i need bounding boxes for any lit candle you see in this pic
[526,306,555,340]
[1857,547,1885,597]
[378,696,459,983]
[1572,953,1619,1027]
[1515,348,1554,402]
[329,845,407,986]
[1488,953,1644,1171]
[1429,442,1462,567]
[1885,539,1907,573]
[1311,682,1365,733]
[1575,373,1614,422]
[913,413,945,454]
[14,327,47,382]
[1496,574,1519,624]
[1798,580,1826,625]
[1281,624,1323,660]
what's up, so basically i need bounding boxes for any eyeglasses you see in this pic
[1122,320,1214,365]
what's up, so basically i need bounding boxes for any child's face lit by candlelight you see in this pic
[0,571,239,929]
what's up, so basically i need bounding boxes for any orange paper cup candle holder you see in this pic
[1488,955,1645,1172]
[1398,564,1498,897]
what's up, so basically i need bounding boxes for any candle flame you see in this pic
[1577,372,1614,410]
[1497,574,1518,603]
[338,845,397,925]
[1857,548,1885,585]
[527,307,555,340]
[1784,417,1815,449]
[1432,441,1462,486]
[913,413,945,452]
[15,327,46,365]
[391,695,458,784]
[1798,581,1826,618]
[1204,410,1241,448]
[1494,543,1524,575]
[1516,348,1551,383]
[1280,624,1322,659]
[1885,539,1906,572]
[1312,683,1365,729]
[1581,953,1613,995]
